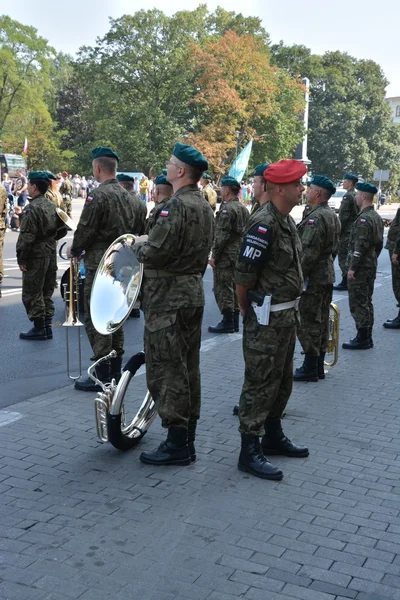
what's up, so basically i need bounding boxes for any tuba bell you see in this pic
[324,302,340,367]
[90,234,156,450]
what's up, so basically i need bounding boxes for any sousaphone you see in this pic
[90,234,156,450]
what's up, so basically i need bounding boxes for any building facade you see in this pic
[386,97,400,124]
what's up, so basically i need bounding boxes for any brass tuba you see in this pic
[90,234,156,450]
[324,303,340,367]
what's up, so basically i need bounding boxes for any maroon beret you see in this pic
[264,159,307,184]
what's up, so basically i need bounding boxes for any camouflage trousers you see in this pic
[213,264,238,313]
[22,253,57,321]
[348,268,376,329]
[337,235,350,278]
[144,307,203,429]
[297,284,333,355]
[389,251,400,305]
[239,308,296,436]
[63,198,72,218]
[0,228,4,281]
[83,267,124,360]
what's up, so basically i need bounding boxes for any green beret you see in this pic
[91,146,119,162]
[155,174,172,186]
[253,163,269,177]
[309,175,336,194]
[220,175,240,188]
[173,142,208,171]
[117,174,134,183]
[162,169,168,175]
[343,173,358,182]
[356,181,378,195]
[45,171,57,181]
[202,173,212,181]
[28,171,50,181]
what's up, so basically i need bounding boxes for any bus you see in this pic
[0,154,27,178]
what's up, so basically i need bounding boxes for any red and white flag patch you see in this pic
[360,218,366,223]
[258,226,267,234]
[160,210,169,217]
[87,196,94,203]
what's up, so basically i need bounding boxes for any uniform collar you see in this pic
[99,178,118,187]
[360,205,374,214]
[269,200,292,230]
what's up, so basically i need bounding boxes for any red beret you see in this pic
[62,171,68,176]
[264,159,307,184]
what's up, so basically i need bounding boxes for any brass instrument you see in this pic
[90,234,156,450]
[324,303,340,367]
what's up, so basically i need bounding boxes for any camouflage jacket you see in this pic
[338,189,358,238]
[71,178,146,269]
[347,205,384,272]
[203,184,217,210]
[134,184,214,315]
[235,200,303,327]
[0,185,7,229]
[212,197,249,266]
[297,202,341,286]
[386,207,400,253]
[45,188,62,208]
[59,179,72,199]
[16,195,67,263]
[145,197,169,235]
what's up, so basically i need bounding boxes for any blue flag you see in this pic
[229,139,253,182]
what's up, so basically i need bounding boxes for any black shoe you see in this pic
[208,311,235,334]
[45,317,53,340]
[110,355,123,384]
[333,277,348,291]
[20,318,48,341]
[318,353,326,379]
[262,418,309,457]
[238,434,283,480]
[140,427,191,466]
[0,282,2,298]
[233,405,239,416]
[129,308,141,319]
[188,421,197,462]
[293,355,318,382]
[234,311,240,332]
[383,310,400,329]
[75,361,111,392]
[342,328,372,350]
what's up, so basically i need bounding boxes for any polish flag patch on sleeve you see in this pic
[160,210,169,217]
[258,226,267,234]
[87,196,93,203]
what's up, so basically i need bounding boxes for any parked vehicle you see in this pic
[328,188,346,212]
[0,154,27,178]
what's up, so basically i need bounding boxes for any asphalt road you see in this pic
[0,199,396,409]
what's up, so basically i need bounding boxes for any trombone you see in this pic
[57,208,84,380]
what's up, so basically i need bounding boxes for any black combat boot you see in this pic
[238,434,283,480]
[187,421,197,462]
[208,311,235,334]
[318,352,326,379]
[0,280,2,298]
[140,426,191,466]
[234,311,240,332]
[19,318,47,341]
[233,405,239,416]
[383,310,400,329]
[129,308,141,319]
[262,418,309,457]
[342,328,372,350]
[45,317,53,340]
[293,355,319,382]
[74,361,111,392]
[333,276,348,291]
[368,327,374,348]
[110,355,123,384]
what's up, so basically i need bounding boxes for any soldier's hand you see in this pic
[347,270,356,281]
[392,253,399,265]
[208,258,216,268]
[19,264,27,272]
[134,235,148,244]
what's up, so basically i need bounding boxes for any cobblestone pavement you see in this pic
[0,271,400,600]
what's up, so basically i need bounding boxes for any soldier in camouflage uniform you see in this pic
[0,184,7,298]
[201,173,217,212]
[45,173,62,208]
[208,175,249,334]
[343,181,384,350]
[70,147,147,391]
[383,208,400,329]
[17,172,67,340]
[294,176,340,382]
[334,173,359,290]
[60,171,73,217]
[249,163,269,216]
[133,142,214,467]
[235,159,309,481]
[144,173,172,235]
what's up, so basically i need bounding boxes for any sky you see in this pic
[4,0,400,97]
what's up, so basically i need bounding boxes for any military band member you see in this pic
[59,171,73,217]
[45,172,63,208]
[133,142,214,466]
[17,172,67,340]
[334,173,359,290]
[201,173,217,212]
[208,175,249,334]
[69,146,147,390]
[0,184,7,298]
[235,159,309,481]
[294,176,340,381]
[116,173,143,204]
[250,163,269,215]
[383,207,400,329]
[342,181,384,350]
[144,173,173,235]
